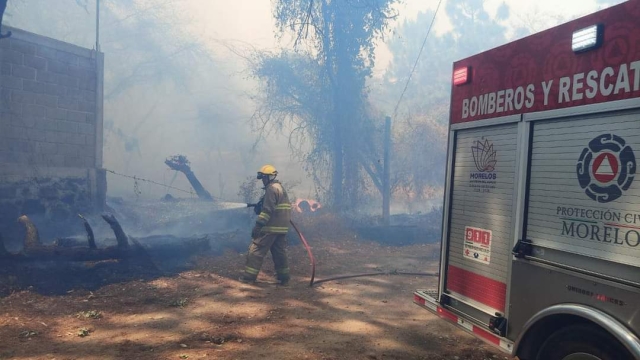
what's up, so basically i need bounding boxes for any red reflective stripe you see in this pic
[414,294,426,305]
[472,326,500,346]
[437,307,458,323]
[447,265,507,311]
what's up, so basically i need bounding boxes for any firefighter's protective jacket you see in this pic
[256,180,291,234]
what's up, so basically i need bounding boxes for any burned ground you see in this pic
[0,214,508,360]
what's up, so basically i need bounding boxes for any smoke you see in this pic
[5,0,314,206]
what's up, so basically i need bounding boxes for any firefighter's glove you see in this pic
[251,224,263,239]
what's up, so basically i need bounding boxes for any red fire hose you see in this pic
[289,220,316,286]
[289,220,438,287]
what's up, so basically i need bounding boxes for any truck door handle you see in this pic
[512,239,533,258]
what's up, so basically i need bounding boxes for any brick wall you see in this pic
[0,27,105,245]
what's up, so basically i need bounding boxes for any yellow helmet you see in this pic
[257,164,278,179]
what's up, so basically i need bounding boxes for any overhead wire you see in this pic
[392,0,444,120]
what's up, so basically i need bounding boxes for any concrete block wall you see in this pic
[0,28,102,172]
[0,26,105,244]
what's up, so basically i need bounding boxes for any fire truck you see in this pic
[414,2,640,359]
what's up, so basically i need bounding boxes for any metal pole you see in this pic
[95,0,100,52]
[383,116,391,225]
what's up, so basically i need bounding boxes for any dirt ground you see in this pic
[0,215,510,360]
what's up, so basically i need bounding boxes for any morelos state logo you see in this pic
[470,138,497,180]
[577,134,636,203]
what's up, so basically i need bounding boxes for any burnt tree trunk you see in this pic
[79,214,97,249]
[18,215,42,250]
[101,214,129,249]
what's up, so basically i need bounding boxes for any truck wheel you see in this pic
[536,324,632,360]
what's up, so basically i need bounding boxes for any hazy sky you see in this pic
[183,0,622,75]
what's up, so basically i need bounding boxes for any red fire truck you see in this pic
[414,2,640,359]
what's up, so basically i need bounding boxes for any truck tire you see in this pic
[536,323,632,360]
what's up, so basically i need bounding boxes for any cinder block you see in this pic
[84,155,96,168]
[67,111,86,123]
[64,156,83,168]
[66,88,82,100]
[25,127,46,141]
[1,75,23,90]
[8,126,26,140]
[78,101,96,113]
[57,96,78,110]
[49,154,65,167]
[77,122,95,135]
[44,130,61,143]
[68,133,85,145]
[77,57,95,70]
[42,83,66,97]
[82,89,96,102]
[67,66,93,79]
[85,113,95,123]
[58,75,79,89]
[56,120,78,133]
[36,46,57,60]
[22,80,45,94]
[35,141,58,155]
[24,55,47,71]
[35,119,57,132]
[85,134,96,146]
[58,143,80,157]
[12,65,36,80]
[0,62,10,75]
[23,104,46,118]
[11,90,36,104]
[46,107,67,121]
[10,40,36,56]
[3,50,24,65]
[8,101,22,115]
[79,77,96,91]
[0,88,10,107]
[36,71,58,84]
[35,94,57,107]
[47,60,68,75]
[12,114,38,129]
[55,50,79,66]
[8,138,30,152]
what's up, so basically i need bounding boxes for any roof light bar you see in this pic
[572,24,603,53]
[453,66,471,86]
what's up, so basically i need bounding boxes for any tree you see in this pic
[252,0,399,210]
[372,0,511,206]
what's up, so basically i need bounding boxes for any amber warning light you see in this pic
[453,66,471,86]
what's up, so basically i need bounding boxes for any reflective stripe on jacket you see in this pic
[256,181,291,234]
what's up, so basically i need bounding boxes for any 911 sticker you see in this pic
[464,226,492,264]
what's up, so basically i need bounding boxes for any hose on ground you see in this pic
[288,220,438,288]
[311,271,439,287]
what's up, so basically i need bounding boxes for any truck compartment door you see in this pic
[525,112,640,285]
[444,123,519,317]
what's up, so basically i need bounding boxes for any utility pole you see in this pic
[95,0,100,52]
[383,116,391,225]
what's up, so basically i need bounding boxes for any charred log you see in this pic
[165,155,214,201]
[1,245,139,262]
[78,214,97,249]
[101,214,129,249]
[18,215,42,251]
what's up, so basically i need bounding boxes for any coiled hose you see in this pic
[289,220,439,287]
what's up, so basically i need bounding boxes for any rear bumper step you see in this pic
[414,289,514,354]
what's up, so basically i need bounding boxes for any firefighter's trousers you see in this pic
[243,233,290,282]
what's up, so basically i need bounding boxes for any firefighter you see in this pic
[239,165,292,285]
